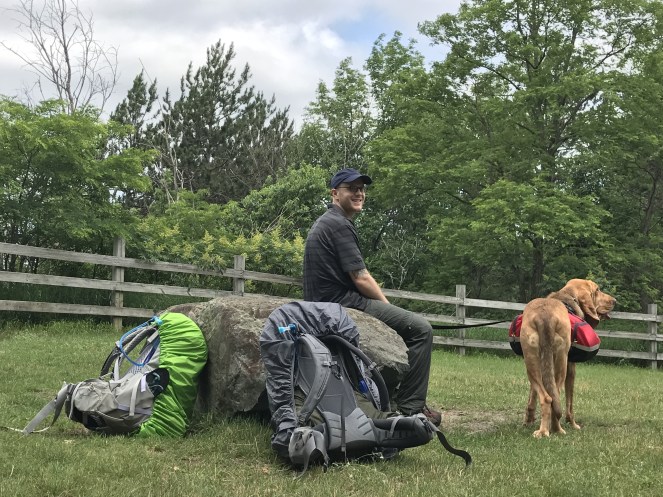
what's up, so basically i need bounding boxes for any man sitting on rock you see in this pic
[302,167,441,426]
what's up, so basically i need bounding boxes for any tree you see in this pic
[1,0,118,114]
[582,48,663,309]
[358,34,438,292]
[222,163,329,239]
[130,165,329,297]
[0,98,151,271]
[365,32,429,132]
[110,71,159,151]
[367,0,659,301]
[109,71,160,212]
[157,41,294,204]
[294,57,374,172]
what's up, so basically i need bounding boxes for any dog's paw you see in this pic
[565,416,581,430]
[532,429,549,438]
[552,420,566,434]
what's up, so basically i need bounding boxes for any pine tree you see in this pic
[161,41,294,204]
[109,71,160,212]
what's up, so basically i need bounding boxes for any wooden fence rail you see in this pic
[0,240,660,369]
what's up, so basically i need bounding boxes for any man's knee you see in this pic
[404,314,433,345]
[412,311,432,332]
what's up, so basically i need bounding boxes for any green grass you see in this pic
[1,321,663,497]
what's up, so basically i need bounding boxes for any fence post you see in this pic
[111,237,126,331]
[456,284,466,356]
[648,303,658,370]
[233,255,245,295]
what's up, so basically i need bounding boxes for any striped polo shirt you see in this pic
[303,204,368,310]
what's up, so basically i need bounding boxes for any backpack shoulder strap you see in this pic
[101,319,160,378]
[295,333,333,425]
[17,383,73,434]
[284,334,333,475]
[318,334,390,412]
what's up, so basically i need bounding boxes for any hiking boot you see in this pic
[421,405,442,427]
[398,405,443,427]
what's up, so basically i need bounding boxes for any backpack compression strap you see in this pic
[3,383,74,434]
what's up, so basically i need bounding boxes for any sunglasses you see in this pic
[336,185,367,193]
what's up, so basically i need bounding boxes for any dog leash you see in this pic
[430,319,509,330]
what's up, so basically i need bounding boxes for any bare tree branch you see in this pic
[1,0,118,114]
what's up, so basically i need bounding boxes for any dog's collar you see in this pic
[564,303,578,316]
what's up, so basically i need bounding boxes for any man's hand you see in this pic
[350,268,389,303]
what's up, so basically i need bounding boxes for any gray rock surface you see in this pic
[167,294,409,417]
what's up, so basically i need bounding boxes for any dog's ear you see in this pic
[574,280,600,322]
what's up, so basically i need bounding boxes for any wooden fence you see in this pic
[0,240,661,369]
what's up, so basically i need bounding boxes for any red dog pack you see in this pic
[508,313,600,362]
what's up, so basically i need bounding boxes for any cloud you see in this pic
[0,0,462,127]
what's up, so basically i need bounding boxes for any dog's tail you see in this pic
[538,317,562,421]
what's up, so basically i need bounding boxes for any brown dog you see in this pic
[521,279,616,438]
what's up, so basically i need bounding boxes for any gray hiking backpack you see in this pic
[260,301,472,475]
[19,317,169,435]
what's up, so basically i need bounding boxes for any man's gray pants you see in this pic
[363,299,433,414]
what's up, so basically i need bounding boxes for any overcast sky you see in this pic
[0,0,462,128]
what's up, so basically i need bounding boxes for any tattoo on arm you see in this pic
[351,268,368,278]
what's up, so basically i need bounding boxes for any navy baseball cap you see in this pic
[330,168,373,188]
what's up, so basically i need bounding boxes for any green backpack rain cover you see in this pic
[15,312,207,438]
[137,311,208,437]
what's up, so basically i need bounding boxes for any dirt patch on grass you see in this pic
[442,408,518,433]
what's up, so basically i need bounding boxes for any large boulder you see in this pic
[167,295,409,418]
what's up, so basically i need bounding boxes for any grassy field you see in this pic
[1,321,662,497]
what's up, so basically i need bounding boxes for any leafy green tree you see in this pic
[0,98,152,271]
[293,57,374,172]
[129,166,329,297]
[368,0,659,302]
[222,164,329,239]
[582,48,663,309]
[365,32,429,132]
[359,34,441,293]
